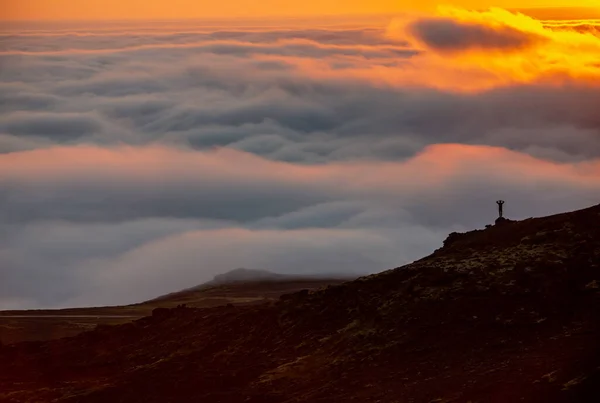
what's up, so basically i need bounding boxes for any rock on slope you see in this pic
[1,204,599,403]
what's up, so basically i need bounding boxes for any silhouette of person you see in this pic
[496,200,505,218]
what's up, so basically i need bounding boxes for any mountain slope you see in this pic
[144,268,349,307]
[1,204,599,402]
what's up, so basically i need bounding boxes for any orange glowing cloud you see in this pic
[381,7,600,90]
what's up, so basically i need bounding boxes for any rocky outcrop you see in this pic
[495,216,515,226]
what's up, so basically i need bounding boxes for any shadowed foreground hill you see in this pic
[1,205,599,402]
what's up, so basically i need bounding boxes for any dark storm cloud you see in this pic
[407,17,539,52]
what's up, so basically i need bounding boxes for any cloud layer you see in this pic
[1,12,599,309]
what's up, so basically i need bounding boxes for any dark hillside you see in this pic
[1,204,599,402]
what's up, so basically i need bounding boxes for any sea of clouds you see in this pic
[1,15,599,309]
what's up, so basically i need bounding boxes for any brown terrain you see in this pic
[1,204,599,402]
[0,272,349,345]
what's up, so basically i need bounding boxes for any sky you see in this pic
[1,2,600,309]
[2,1,599,20]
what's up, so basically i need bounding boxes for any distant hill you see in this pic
[0,269,350,344]
[1,204,599,402]
[144,268,352,307]
[207,268,287,285]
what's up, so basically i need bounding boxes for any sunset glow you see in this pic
[1,1,600,311]
[2,1,599,21]
[381,6,600,90]
[2,0,600,401]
